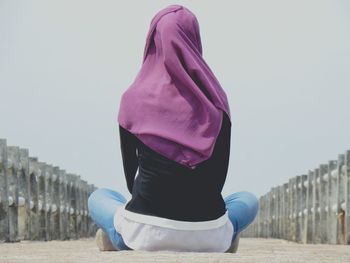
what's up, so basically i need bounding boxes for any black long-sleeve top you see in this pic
[119,112,231,222]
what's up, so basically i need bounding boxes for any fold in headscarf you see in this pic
[117,4,231,169]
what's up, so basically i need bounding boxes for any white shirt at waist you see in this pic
[113,204,234,252]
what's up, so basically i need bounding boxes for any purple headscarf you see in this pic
[117,4,231,169]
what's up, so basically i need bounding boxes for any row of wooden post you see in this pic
[241,150,350,245]
[0,139,98,242]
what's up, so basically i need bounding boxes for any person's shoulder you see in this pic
[119,125,133,134]
[119,125,139,141]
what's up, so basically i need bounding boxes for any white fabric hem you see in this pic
[113,204,235,252]
[115,204,230,231]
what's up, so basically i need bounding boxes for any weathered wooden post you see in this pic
[87,184,93,237]
[319,164,329,243]
[280,185,285,239]
[76,175,83,239]
[66,174,72,239]
[59,169,68,240]
[50,166,60,240]
[44,164,53,241]
[67,174,78,239]
[289,177,297,242]
[328,160,338,244]
[72,174,79,239]
[277,185,285,238]
[295,175,302,243]
[275,186,280,238]
[346,150,350,245]
[262,194,268,238]
[80,180,88,237]
[7,146,20,242]
[280,184,284,239]
[306,171,314,243]
[254,211,259,237]
[300,174,308,243]
[257,195,262,238]
[313,168,321,243]
[276,186,281,238]
[28,157,39,240]
[0,139,9,242]
[283,183,289,240]
[18,148,30,240]
[269,187,276,238]
[65,174,72,239]
[258,195,263,237]
[273,187,278,238]
[37,162,47,240]
[266,190,272,238]
[336,154,346,244]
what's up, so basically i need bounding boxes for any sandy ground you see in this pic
[0,238,349,263]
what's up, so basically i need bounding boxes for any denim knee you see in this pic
[225,191,259,213]
[87,188,109,214]
[88,188,103,209]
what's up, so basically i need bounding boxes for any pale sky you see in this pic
[1,0,349,199]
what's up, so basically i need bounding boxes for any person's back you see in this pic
[112,111,233,252]
[122,111,231,221]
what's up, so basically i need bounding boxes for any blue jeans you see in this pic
[88,188,259,251]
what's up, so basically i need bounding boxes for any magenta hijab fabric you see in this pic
[117,4,231,169]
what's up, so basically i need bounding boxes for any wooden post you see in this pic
[262,194,268,238]
[58,169,68,240]
[51,166,60,240]
[328,160,338,244]
[37,162,47,240]
[288,177,296,242]
[300,174,308,244]
[283,183,289,240]
[81,180,88,237]
[267,189,273,238]
[66,174,72,239]
[66,174,71,239]
[7,146,20,242]
[258,196,264,238]
[319,164,329,243]
[18,148,30,240]
[313,168,321,243]
[337,154,346,244]
[276,186,282,239]
[280,184,285,239]
[295,175,302,243]
[0,139,9,242]
[28,157,39,240]
[306,171,314,243]
[277,186,282,238]
[67,174,78,239]
[345,150,350,245]
[76,175,82,239]
[254,210,259,237]
[274,187,279,239]
[44,164,53,241]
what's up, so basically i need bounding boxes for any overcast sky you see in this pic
[1,0,349,198]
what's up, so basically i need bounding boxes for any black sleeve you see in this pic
[119,125,139,194]
[204,111,231,193]
[218,113,231,180]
